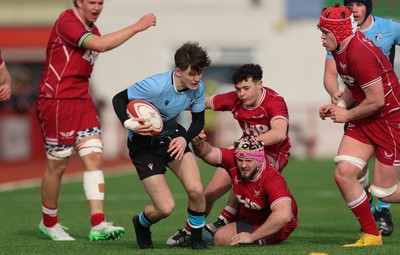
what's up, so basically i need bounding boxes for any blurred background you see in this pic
[0,0,399,167]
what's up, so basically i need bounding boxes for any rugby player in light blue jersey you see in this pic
[323,0,400,236]
[112,41,211,249]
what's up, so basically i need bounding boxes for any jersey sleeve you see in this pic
[350,45,382,89]
[219,148,236,170]
[210,91,237,111]
[263,169,292,208]
[56,11,93,47]
[390,19,400,45]
[266,93,289,122]
[326,51,334,59]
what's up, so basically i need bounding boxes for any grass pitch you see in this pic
[0,158,398,255]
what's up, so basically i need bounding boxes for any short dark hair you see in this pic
[343,0,372,17]
[174,42,211,73]
[230,64,263,85]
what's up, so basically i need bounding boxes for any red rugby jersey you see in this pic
[219,148,298,227]
[38,8,101,99]
[210,87,291,155]
[332,30,400,118]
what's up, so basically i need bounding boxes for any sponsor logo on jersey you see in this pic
[252,114,265,119]
[375,33,382,41]
[252,189,260,197]
[340,75,355,86]
[236,194,262,210]
[346,122,356,129]
[165,100,170,106]
[361,37,374,47]
[83,50,99,65]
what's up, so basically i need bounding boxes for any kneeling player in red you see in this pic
[191,132,298,246]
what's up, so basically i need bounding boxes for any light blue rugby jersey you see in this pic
[327,16,400,62]
[127,70,206,138]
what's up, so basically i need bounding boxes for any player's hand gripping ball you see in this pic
[126,99,163,136]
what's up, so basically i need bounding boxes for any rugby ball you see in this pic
[126,99,163,136]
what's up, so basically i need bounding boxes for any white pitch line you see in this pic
[0,167,134,192]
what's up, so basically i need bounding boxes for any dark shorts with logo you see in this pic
[127,125,191,180]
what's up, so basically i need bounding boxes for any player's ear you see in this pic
[174,67,181,78]
[75,0,83,8]
[257,80,263,88]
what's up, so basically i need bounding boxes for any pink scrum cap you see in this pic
[234,136,265,170]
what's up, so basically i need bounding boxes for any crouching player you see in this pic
[191,132,298,245]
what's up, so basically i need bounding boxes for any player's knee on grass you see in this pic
[212,229,231,246]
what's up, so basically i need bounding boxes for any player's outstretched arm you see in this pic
[85,13,156,52]
[191,130,220,165]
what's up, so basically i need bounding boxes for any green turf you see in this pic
[0,158,398,255]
